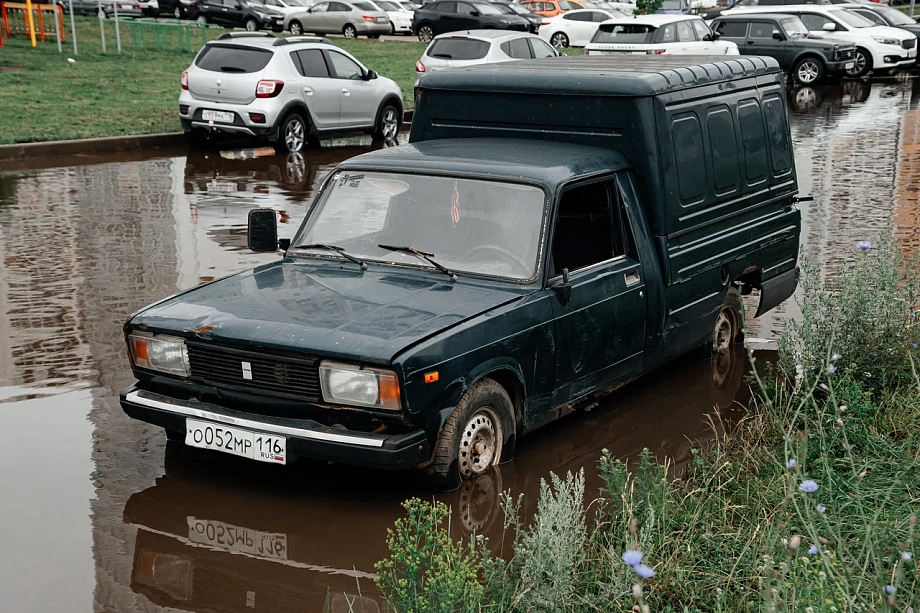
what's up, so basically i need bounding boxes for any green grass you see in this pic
[0,17,427,144]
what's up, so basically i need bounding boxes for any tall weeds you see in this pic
[377,237,920,612]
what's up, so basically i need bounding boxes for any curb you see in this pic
[0,110,415,161]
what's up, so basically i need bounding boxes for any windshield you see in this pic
[780,17,808,38]
[831,9,874,28]
[593,23,655,43]
[505,3,529,14]
[474,3,503,14]
[876,6,915,26]
[290,172,547,280]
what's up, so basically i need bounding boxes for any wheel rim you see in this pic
[419,26,432,42]
[285,118,305,152]
[291,22,302,34]
[344,25,356,37]
[197,15,206,24]
[458,408,502,479]
[246,19,257,31]
[848,51,867,76]
[551,33,566,48]
[713,307,737,351]
[382,108,398,139]
[285,152,305,183]
[797,61,819,84]
[174,6,181,18]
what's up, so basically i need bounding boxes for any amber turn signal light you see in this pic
[424,371,439,384]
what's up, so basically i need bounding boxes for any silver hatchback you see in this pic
[285,1,392,38]
[179,33,404,152]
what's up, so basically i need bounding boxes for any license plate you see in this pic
[376,16,387,22]
[185,418,286,464]
[187,517,288,560]
[845,61,854,70]
[202,109,235,123]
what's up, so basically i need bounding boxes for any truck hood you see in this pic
[132,261,530,363]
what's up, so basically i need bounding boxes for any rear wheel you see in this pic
[390,21,396,34]
[289,20,303,35]
[424,378,515,491]
[417,23,434,42]
[550,32,568,48]
[245,17,259,31]
[713,286,744,352]
[274,113,308,153]
[343,23,357,38]
[847,48,871,78]
[174,5,182,18]
[372,103,401,141]
[197,14,208,25]
[793,56,824,85]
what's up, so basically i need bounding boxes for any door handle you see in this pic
[746,40,754,44]
[624,271,640,286]
[342,88,350,96]
[303,87,313,95]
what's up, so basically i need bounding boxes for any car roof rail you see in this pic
[216,32,277,40]
[273,35,335,46]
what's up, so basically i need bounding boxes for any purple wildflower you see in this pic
[896,332,902,338]
[809,545,819,555]
[885,585,896,595]
[622,550,643,567]
[857,241,872,250]
[634,564,656,579]
[902,551,913,561]
[816,504,827,513]
[913,344,918,350]
[799,480,819,493]
[827,363,837,374]
[832,353,842,361]
[786,459,797,468]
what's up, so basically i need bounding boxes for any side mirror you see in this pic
[772,31,784,40]
[553,268,573,306]
[364,69,378,80]
[469,9,478,15]
[247,208,278,252]
[822,22,835,31]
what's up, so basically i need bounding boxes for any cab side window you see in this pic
[501,37,532,58]
[715,20,747,38]
[456,2,475,14]
[328,1,350,10]
[435,1,456,11]
[692,19,712,40]
[749,21,776,39]
[328,51,364,79]
[294,49,330,77]
[676,20,696,42]
[659,23,677,43]
[550,181,625,275]
[530,38,557,58]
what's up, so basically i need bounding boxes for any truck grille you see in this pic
[903,39,916,50]
[186,341,322,402]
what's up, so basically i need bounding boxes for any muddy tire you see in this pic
[274,112,308,153]
[694,286,744,358]
[425,378,515,491]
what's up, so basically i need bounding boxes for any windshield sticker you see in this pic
[338,173,364,188]
[450,181,460,228]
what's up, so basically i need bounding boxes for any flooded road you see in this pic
[2,78,920,612]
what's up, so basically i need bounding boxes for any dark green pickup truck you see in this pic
[121,56,801,488]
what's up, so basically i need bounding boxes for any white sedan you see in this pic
[539,8,627,48]
[415,30,560,86]
[373,0,413,33]
[585,14,739,56]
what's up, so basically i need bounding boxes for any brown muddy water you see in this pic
[2,78,920,613]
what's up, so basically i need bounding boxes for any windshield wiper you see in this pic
[378,244,457,281]
[294,243,367,270]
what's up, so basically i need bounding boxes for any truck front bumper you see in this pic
[120,386,431,470]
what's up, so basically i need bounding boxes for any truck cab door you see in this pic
[746,19,784,59]
[547,177,647,407]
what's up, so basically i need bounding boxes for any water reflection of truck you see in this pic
[123,345,754,612]
[120,55,801,489]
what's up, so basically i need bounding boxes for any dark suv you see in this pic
[712,13,857,84]
[412,1,530,42]
[194,0,286,31]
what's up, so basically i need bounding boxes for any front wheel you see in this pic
[245,18,258,31]
[417,23,434,42]
[174,5,182,18]
[793,56,824,85]
[289,20,303,35]
[274,113,308,153]
[425,378,516,491]
[550,32,568,48]
[847,48,871,78]
[372,103,401,141]
[713,286,744,352]
[342,23,357,38]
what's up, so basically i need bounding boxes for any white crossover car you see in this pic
[585,14,740,55]
[539,8,628,48]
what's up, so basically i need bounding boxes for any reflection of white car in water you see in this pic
[585,14,739,55]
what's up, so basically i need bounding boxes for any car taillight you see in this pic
[255,80,284,98]
[646,49,665,55]
[415,60,425,72]
[181,71,188,90]
[362,13,376,20]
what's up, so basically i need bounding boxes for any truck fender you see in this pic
[429,358,526,433]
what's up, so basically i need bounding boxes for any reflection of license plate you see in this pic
[202,109,235,123]
[845,61,854,69]
[187,517,289,560]
[186,418,286,464]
